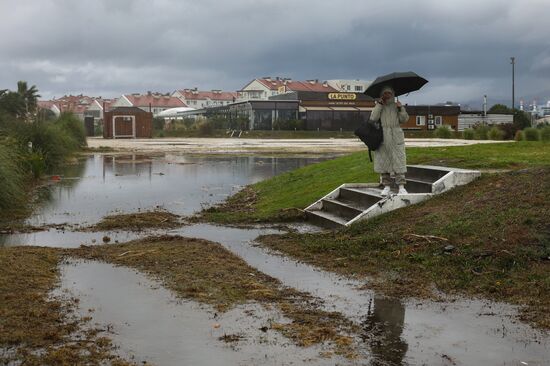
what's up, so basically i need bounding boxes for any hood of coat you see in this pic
[380,86,396,104]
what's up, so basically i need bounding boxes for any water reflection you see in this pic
[362,297,407,366]
[23,153,329,227]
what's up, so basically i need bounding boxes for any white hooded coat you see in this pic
[369,87,409,174]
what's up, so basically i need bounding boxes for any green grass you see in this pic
[258,167,550,329]
[0,142,25,210]
[200,142,550,223]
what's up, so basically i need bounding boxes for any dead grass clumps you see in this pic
[84,209,182,231]
[0,247,134,365]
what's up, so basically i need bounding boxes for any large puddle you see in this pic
[19,153,329,227]
[3,153,549,365]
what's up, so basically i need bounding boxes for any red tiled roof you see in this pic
[177,90,237,101]
[44,95,95,115]
[37,100,56,109]
[255,78,338,92]
[93,98,117,111]
[125,94,186,108]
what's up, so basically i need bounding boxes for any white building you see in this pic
[172,88,237,109]
[326,79,371,93]
[238,77,337,101]
[112,93,186,116]
[84,98,116,123]
[458,112,514,131]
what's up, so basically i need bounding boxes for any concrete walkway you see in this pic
[87,137,510,154]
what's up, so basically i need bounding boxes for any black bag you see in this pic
[354,121,383,162]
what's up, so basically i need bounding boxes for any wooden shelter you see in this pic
[103,107,153,139]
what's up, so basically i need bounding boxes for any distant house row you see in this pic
[37,77,514,134]
[37,78,370,121]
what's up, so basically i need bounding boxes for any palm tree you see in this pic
[17,81,40,119]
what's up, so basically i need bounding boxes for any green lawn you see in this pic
[200,141,550,223]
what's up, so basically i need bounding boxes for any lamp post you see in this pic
[510,57,515,119]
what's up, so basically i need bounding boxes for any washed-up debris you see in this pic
[443,245,456,253]
[82,210,183,232]
[218,333,244,343]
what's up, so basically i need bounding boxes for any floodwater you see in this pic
[3,153,549,365]
[22,153,330,227]
[58,259,349,366]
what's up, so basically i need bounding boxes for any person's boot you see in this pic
[398,185,408,195]
[381,185,391,196]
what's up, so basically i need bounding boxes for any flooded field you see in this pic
[1,153,549,365]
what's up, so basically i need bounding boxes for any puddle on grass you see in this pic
[20,153,329,227]
[171,224,550,366]
[58,259,353,366]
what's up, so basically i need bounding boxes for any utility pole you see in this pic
[510,57,515,120]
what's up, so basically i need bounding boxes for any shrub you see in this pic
[434,125,453,139]
[497,123,519,140]
[197,120,214,136]
[153,117,165,131]
[474,124,490,140]
[12,121,78,169]
[55,112,87,147]
[540,126,550,142]
[23,150,46,178]
[94,122,103,136]
[0,141,25,210]
[488,126,505,140]
[523,127,540,141]
[463,128,475,140]
[514,130,524,141]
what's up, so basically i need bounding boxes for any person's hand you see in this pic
[376,98,385,105]
[396,101,402,108]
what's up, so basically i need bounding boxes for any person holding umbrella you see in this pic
[364,71,428,196]
[369,86,409,196]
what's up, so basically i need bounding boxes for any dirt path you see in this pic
[87,137,510,154]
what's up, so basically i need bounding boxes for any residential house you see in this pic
[38,95,95,120]
[85,98,116,123]
[172,88,237,109]
[403,105,461,131]
[37,100,61,116]
[112,93,186,116]
[237,77,338,101]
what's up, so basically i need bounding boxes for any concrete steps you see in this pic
[304,165,481,228]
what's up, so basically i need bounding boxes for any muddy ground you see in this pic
[87,136,509,154]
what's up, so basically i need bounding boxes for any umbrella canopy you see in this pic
[364,71,428,98]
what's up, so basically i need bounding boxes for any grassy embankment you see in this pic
[199,141,550,329]
[200,141,548,223]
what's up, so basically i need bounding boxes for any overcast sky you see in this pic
[1,0,549,107]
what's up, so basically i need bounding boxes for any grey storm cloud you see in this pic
[1,0,549,105]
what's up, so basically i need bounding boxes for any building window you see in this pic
[435,116,442,126]
[416,116,426,126]
[346,85,351,91]
[355,85,362,91]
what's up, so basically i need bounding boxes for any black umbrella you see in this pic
[364,71,428,98]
